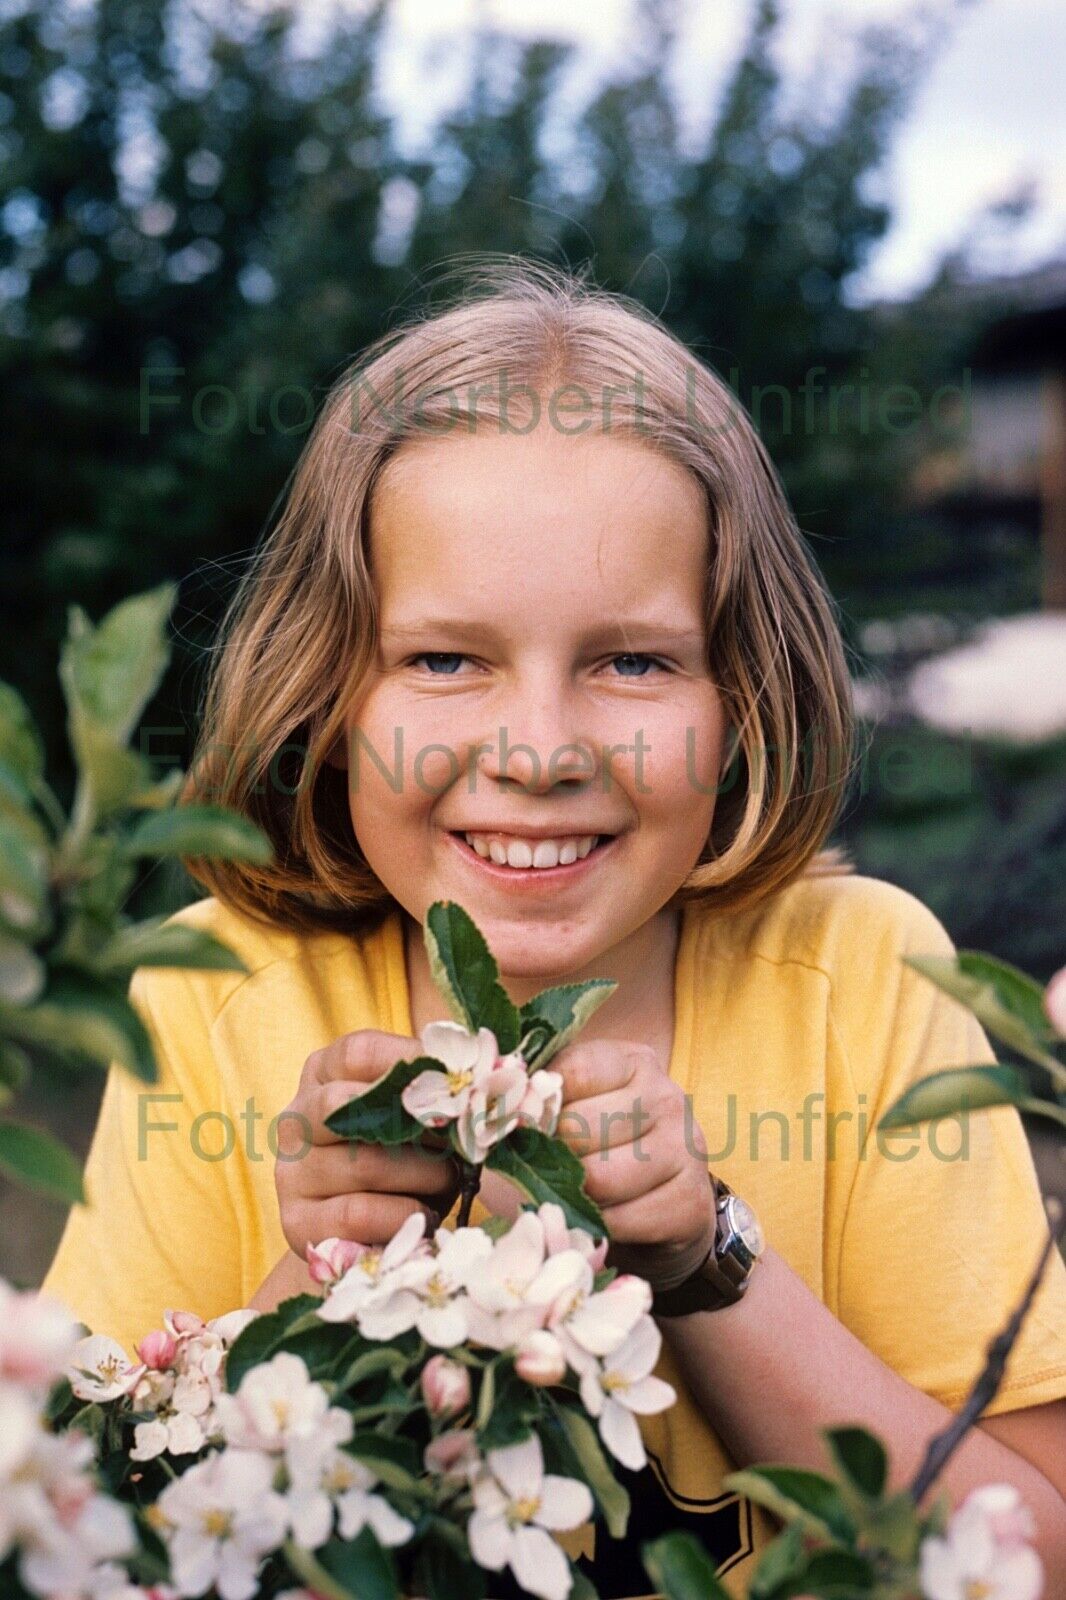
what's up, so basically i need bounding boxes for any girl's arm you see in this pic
[249,1249,320,1313]
[553,1038,1066,1585]
[661,1245,1066,1582]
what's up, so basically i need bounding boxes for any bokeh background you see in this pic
[3,0,1065,1284]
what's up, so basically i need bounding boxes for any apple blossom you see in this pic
[537,1203,609,1272]
[577,1315,676,1472]
[455,1057,530,1164]
[400,1021,503,1128]
[464,1212,582,1351]
[517,1069,564,1138]
[154,1448,289,1600]
[0,1280,79,1389]
[423,1427,482,1483]
[918,1483,1043,1600]
[359,1226,493,1346]
[317,1209,431,1326]
[214,1351,351,1455]
[468,1435,593,1600]
[137,1330,178,1371]
[422,1353,473,1417]
[515,1329,568,1387]
[276,1426,414,1551]
[305,1236,363,1287]
[69,1335,146,1403]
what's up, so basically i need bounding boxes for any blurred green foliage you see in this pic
[0,0,1060,976]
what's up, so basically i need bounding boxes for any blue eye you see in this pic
[413,652,466,674]
[611,653,663,677]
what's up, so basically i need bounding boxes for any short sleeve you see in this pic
[40,965,246,1354]
[832,896,1066,1417]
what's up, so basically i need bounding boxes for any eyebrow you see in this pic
[380,617,706,646]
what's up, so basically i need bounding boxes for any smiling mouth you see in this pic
[447,831,614,872]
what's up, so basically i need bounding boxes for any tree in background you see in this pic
[1,0,1060,974]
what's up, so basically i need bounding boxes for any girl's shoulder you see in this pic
[689,870,958,986]
[134,895,399,1028]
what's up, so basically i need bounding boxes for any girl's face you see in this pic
[343,424,730,989]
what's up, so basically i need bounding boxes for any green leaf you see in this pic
[312,1528,400,1600]
[424,901,520,1050]
[566,1568,600,1600]
[723,1467,855,1543]
[347,1431,422,1493]
[555,1403,630,1539]
[325,1056,436,1145]
[879,1064,1037,1129]
[0,1040,30,1094]
[0,1121,85,1203]
[122,805,272,864]
[487,1127,606,1238]
[6,973,157,1082]
[822,1426,887,1500]
[477,1359,540,1450]
[60,586,175,818]
[519,980,618,1069]
[335,1345,411,1393]
[747,1522,809,1598]
[641,1532,731,1600]
[224,1295,322,1390]
[0,934,45,1005]
[0,682,44,785]
[91,918,248,976]
[413,1521,487,1600]
[904,952,1061,1072]
[0,817,48,929]
[795,1548,876,1594]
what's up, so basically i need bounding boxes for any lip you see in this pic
[444,829,620,889]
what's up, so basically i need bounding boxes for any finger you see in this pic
[286,1191,437,1256]
[556,1085,670,1159]
[310,1030,424,1088]
[601,1169,711,1248]
[296,1141,461,1203]
[554,1040,647,1106]
[578,1142,680,1208]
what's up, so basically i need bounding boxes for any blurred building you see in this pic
[913,261,1066,611]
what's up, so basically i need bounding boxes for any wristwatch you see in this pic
[652,1174,764,1317]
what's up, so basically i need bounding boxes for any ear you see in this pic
[323,727,349,771]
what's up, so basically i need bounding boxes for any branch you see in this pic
[910,1195,1065,1504]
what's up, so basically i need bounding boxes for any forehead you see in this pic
[367,428,708,615]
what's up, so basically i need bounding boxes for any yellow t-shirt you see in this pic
[42,872,1066,1598]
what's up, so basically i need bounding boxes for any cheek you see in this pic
[628,694,728,825]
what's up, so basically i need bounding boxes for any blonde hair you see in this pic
[184,256,858,933]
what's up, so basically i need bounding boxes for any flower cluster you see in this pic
[0,1281,136,1599]
[918,1483,1043,1600]
[400,1020,564,1161]
[71,1308,258,1461]
[319,1200,673,1476]
[153,1351,413,1600]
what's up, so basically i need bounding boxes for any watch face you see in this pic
[729,1196,764,1259]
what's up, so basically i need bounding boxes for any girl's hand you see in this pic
[274,1030,461,1259]
[553,1039,717,1287]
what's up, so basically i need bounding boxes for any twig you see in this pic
[456,1160,483,1228]
[910,1195,1065,1504]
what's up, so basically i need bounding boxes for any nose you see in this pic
[471,679,599,797]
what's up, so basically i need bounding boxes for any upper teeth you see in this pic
[463,833,599,868]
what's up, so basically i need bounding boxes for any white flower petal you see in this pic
[418,1300,470,1350]
[468,1507,511,1572]
[537,1475,594,1532]
[489,1435,543,1502]
[511,1524,572,1600]
[620,1374,676,1415]
[599,1398,646,1471]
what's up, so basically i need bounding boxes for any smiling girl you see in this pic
[43,260,1066,1595]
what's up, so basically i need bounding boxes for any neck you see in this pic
[401,904,683,1048]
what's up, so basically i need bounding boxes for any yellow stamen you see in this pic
[508,1495,540,1526]
[202,1508,233,1539]
[447,1069,474,1096]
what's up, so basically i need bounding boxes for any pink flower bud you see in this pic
[424,1427,479,1480]
[515,1329,567,1387]
[164,1309,205,1338]
[306,1237,364,1286]
[1045,966,1066,1039]
[421,1354,472,1419]
[136,1330,178,1370]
